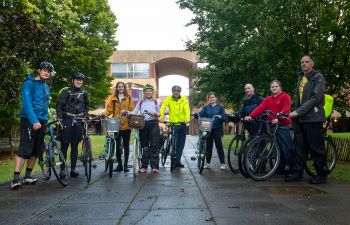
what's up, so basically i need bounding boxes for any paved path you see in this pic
[1,136,350,225]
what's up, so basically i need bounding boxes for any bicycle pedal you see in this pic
[190,156,197,161]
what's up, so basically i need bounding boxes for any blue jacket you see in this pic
[199,104,227,128]
[19,75,50,125]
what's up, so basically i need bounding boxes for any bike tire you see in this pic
[199,140,206,174]
[161,135,170,166]
[227,136,241,173]
[39,142,51,180]
[133,139,137,177]
[244,135,280,181]
[49,142,69,186]
[238,138,253,178]
[305,136,337,177]
[82,137,92,183]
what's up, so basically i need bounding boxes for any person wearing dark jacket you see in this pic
[56,72,89,178]
[240,83,264,136]
[199,92,228,170]
[11,61,54,190]
[287,55,328,184]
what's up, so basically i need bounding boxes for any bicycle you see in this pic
[103,117,121,178]
[159,121,185,171]
[38,120,69,186]
[243,111,289,181]
[304,117,337,177]
[191,113,214,174]
[227,112,267,177]
[73,116,101,183]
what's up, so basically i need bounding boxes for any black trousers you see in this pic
[206,127,225,164]
[292,121,329,175]
[115,129,131,165]
[140,120,160,169]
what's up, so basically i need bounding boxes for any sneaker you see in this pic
[23,177,38,185]
[113,164,123,172]
[139,168,147,173]
[310,175,327,184]
[11,180,21,190]
[220,164,226,170]
[176,162,185,168]
[70,170,79,178]
[152,168,159,173]
[203,163,210,169]
[59,170,66,179]
[284,172,303,182]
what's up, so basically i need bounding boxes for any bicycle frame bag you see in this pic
[128,115,145,129]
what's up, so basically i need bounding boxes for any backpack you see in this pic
[139,99,157,108]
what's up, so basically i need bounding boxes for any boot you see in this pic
[124,162,129,172]
[113,164,123,172]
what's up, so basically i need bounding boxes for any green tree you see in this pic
[178,0,350,112]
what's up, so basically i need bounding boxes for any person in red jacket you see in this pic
[245,80,293,173]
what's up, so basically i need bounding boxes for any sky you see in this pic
[107,0,197,50]
[107,0,197,96]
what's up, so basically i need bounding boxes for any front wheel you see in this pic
[49,142,69,186]
[305,136,337,177]
[38,142,51,180]
[227,136,241,173]
[161,135,170,166]
[244,135,280,181]
[133,139,137,177]
[198,140,206,174]
[82,137,92,183]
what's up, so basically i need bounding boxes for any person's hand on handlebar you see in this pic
[244,116,252,121]
[289,111,298,119]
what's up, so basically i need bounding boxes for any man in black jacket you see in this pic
[286,55,328,184]
[56,72,89,178]
[240,83,264,136]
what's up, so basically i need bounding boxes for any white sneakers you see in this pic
[203,163,225,170]
[220,164,226,170]
[203,163,210,169]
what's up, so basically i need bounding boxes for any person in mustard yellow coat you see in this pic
[105,82,134,172]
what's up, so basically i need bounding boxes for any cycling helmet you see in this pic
[72,72,85,80]
[172,85,181,92]
[143,84,154,91]
[39,60,54,72]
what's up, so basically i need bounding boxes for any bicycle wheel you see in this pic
[227,136,241,173]
[82,137,92,183]
[38,143,51,180]
[108,140,115,178]
[161,135,170,166]
[244,135,280,181]
[238,138,253,178]
[49,142,69,186]
[198,140,206,174]
[305,136,337,177]
[133,139,137,177]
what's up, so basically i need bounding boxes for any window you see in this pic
[111,63,150,78]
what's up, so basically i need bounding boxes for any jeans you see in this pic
[174,124,186,164]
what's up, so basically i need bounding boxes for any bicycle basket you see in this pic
[105,118,121,133]
[128,115,145,129]
[198,118,213,132]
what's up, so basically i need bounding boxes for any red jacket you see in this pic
[249,92,291,126]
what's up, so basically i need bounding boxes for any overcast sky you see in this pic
[107,0,197,50]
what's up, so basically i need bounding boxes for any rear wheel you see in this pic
[82,137,92,183]
[305,136,337,177]
[227,136,241,173]
[49,142,69,186]
[244,135,280,181]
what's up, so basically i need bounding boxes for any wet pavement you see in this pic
[1,135,350,225]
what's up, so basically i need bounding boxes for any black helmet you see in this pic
[72,72,85,80]
[143,84,154,91]
[172,85,181,92]
[39,60,54,72]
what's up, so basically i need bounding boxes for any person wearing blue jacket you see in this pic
[199,92,228,170]
[11,61,54,190]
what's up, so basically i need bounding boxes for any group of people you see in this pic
[11,54,330,190]
[241,55,330,184]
